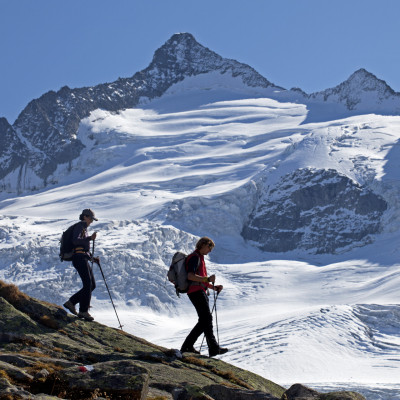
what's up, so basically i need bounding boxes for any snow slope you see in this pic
[1,75,400,399]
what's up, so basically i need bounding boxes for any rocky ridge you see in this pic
[0,280,365,400]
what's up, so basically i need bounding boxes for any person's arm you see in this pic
[187,273,222,292]
[186,255,213,283]
[186,255,222,291]
[187,271,216,284]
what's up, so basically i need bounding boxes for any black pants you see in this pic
[182,290,218,351]
[69,254,96,313]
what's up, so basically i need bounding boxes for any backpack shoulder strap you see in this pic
[185,252,201,273]
[187,253,207,291]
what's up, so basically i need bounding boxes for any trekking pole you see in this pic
[96,260,124,330]
[92,239,123,331]
[199,288,220,353]
[92,239,123,330]
[213,286,220,346]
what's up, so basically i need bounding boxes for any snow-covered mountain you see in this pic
[2,33,400,194]
[1,33,400,399]
[308,68,400,113]
[1,33,282,193]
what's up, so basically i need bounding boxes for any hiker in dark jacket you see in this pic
[180,237,229,357]
[63,209,99,321]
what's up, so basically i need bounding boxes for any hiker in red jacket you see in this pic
[180,237,229,357]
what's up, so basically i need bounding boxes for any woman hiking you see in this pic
[63,209,99,321]
[180,237,229,357]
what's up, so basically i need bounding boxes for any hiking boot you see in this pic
[78,311,94,321]
[209,346,229,357]
[63,300,78,316]
[180,346,200,355]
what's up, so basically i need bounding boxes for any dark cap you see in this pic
[81,209,98,221]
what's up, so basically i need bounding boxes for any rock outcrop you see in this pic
[0,280,365,399]
[242,168,387,253]
[0,118,28,191]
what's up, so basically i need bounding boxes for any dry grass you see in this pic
[19,350,46,358]
[183,355,254,390]
[0,280,29,306]
[39,315,60,330]
[0,280,64,331]
[16,338,43,349]
[210,367,253,390]
[26,360,64,376]
[0,369,11,381]
[183,355,208,368]
[52,347,64,353]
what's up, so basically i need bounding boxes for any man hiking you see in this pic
[180,237,229,357]
[63,209,99,321]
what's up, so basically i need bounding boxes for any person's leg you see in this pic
[181,290,218,352]
[69,256,93,313]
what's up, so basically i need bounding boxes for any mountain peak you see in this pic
[147,32,278,91]
[166,32,198,45]
[345,68,395,94]
[351,67,374,78]
[308,67,398,112]
[149,32,221,73]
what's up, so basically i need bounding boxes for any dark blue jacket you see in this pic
[72,221,91,254]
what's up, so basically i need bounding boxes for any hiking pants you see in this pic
[182,290,218,351]
[69,254,96,313]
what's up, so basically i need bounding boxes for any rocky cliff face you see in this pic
[242,168,387,253]
[0,280,365,399]
[0,118,27,190]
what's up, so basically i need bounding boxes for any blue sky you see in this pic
[1,0,400,123]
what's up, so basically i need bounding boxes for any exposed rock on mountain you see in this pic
[0,280,365,399]
[0,118,28,190]
[242,168,387,253]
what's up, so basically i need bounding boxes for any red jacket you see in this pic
[186,250,212,294]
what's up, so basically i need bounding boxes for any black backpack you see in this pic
[59,223,80,262]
